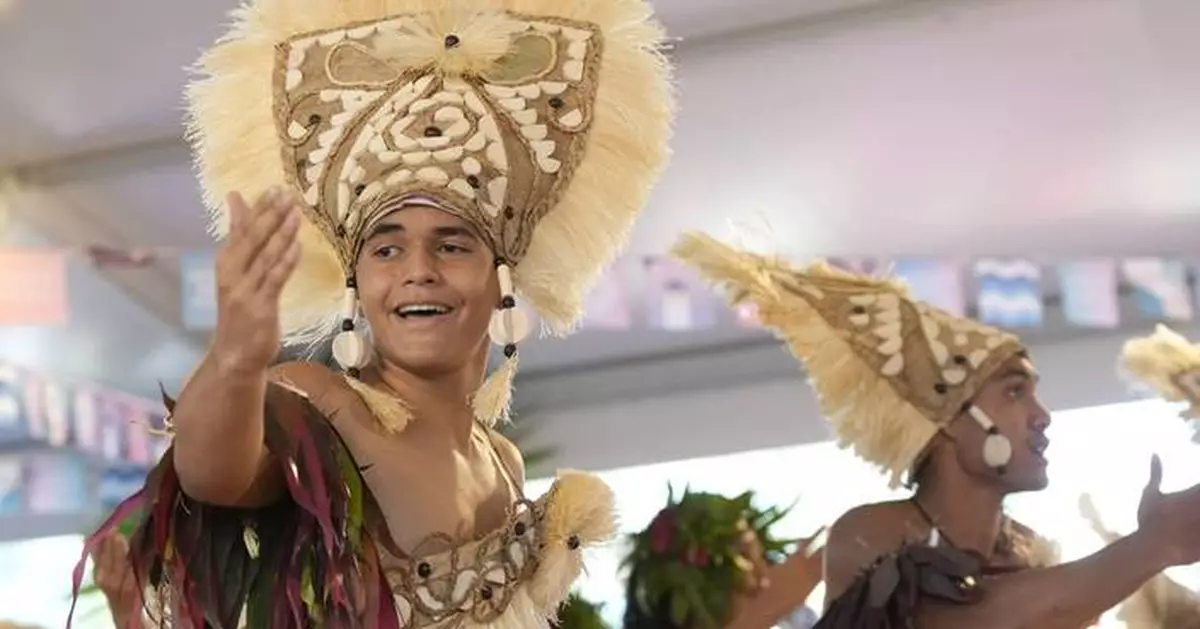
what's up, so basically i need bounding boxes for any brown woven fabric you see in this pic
[814,544,984,629]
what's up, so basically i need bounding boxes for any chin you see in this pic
[1005,471,1049,494]
[391,353,467,376]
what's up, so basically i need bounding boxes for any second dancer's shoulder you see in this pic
[823,500,930,602]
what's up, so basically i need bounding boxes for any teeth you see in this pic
[398,304,450,316]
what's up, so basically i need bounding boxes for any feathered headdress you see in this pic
[1121,324,1200,420]
[671,233,1027,487]
[186,0,674,426]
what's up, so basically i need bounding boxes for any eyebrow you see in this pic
[362,222,480,243]
[997,366,1039,383]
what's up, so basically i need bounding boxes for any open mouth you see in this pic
[1029,434,1050,462]
[393,303,454,319]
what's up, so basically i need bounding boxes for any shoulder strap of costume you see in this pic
[480,424,524,500]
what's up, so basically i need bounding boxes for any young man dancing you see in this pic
[68,0,675,626]
[672,233,1200,628]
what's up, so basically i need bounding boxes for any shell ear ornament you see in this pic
[473,261,530,425]
[968,405,1013,472]
[332,280,371,377]
[488,262,531,349]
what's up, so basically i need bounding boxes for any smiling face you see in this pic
[354,204,499,378]
[947,354,1052,493]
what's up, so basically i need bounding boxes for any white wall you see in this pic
[521,321,1200,473]
[627,0,1200,258]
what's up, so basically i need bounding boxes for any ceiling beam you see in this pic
[4,179,208,349]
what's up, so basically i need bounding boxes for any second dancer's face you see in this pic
[355,205,498,377]
[951,355,1052,493]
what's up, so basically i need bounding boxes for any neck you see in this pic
[372,356,484,446]
[914,463,1005,559]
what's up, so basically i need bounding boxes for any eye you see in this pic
[1006,383,1026,399]
[438,242,472,255]
[372,244,401,259]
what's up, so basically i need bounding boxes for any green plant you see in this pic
[622,486,795,629]
[553,592,611,629]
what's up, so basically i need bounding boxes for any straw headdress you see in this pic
[1121,324,1200,420]
[185,0,674,427]
[671,233,1027,487]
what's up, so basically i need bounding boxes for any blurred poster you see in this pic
[124,401,152,465]
[1058,259,1119,328]
[72,387,101,454]
[892,259,966,316]
[642,256,718,332]
[181,250,218,330]
[581,259,632,330]
[24,375,72,447]
[99,463,149,512]
[0,364,27,445]
[1122,258,1193,321]
[974,258,1043,328]
[734,302,760,328]
[95,392,128,462]
[25,454,89,514]
[0,457,23,516]
[0,248,69,326]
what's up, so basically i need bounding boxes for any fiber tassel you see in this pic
[472,353,518,427]
[343,377,412,434]
[527,471,616,610]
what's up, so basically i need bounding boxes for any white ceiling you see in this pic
[1,0,1198,399]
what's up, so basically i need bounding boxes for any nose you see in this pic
[1031,401,1051,430]
[400,246,441,286]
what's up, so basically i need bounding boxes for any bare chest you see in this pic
[330,412,516,555]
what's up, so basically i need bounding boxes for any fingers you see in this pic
[259,239,303,297]
[245,206,302,291]
[1146,454,1163,494]
[225,191,249,242]
[221,187,296,275]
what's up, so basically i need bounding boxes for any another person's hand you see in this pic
[91,531,139,622]
[1136,454,1200,567]
[211,187,303,374]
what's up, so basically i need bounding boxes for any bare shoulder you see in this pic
[268,360,338,392]
[487,428,526,487]
[267,361,367,418]
[828,502,907,555]
[824,500,920,603]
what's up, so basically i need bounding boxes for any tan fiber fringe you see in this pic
[344,376,413,434]
[1121,324,1200,418]
[471,353,518,426]
[185,0,675,347]
[671,232,935,488]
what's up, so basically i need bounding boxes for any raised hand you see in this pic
[211,187,303,374]
[1137,454,1200,567]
